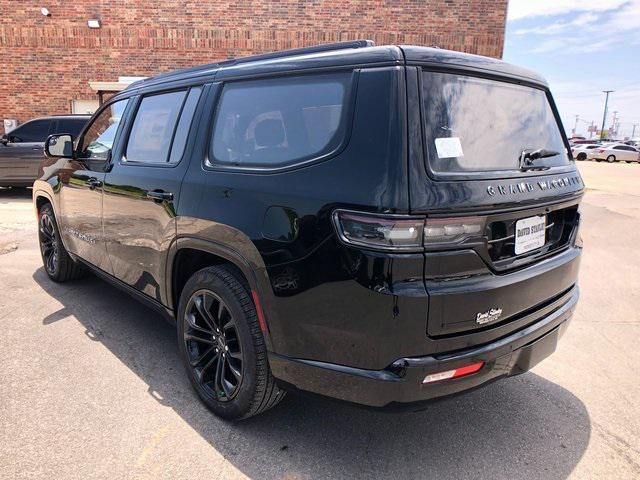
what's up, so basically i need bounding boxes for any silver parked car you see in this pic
[571,143,601,160]
[587,143,640,163]
[0,115,90,187]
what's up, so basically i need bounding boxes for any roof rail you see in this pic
[223,40,375,66]
[127,40,375,89]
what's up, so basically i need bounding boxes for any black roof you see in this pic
[28,114,92,122]
[124,40,547,94]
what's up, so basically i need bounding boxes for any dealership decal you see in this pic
[476,307,503,325]
[487,175,582,196]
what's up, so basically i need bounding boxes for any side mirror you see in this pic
[0,134,8,145]
[45,134,74,158]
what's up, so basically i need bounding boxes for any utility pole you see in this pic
[600,90,614,140]
[632,123,638,138]
[612,111,619,138]
[573,115,580,135]
[589,120,595,139]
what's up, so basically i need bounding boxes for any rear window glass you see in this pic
[55,118,88,136]
[210,73,351,169]
[10,119,52,142]
[125,90,187,163]
[421,71,569,174]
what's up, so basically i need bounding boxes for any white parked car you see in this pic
[587,143,640,163]
[571,143,601,160]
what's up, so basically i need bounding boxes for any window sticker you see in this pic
[435,137,464,159]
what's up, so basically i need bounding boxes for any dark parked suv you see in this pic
[34,41,583,420]
[1,115,90,187]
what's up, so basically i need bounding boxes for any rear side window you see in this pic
[10,119,52,142]
[421,71,569,175]
[210,73,352,169]
[125,90,186,163]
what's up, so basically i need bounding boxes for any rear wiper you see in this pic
[519,148,560,170]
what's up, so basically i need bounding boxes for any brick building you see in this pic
[0,1,508,125]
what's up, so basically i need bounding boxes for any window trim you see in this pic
[203,70,359,174]
[118,88,192,167]
[417,67,576,182]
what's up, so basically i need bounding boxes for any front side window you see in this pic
[79,99,130,160]
[9,119,52,142]
[421,71,569,175]
[210,73,351,169]
[124,90,187,163]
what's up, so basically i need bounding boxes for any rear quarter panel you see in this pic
[175,66,415,368]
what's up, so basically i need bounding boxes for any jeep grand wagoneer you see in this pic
[34,41,582,419]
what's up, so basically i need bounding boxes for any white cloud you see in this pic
[532,37,616,54]
[600,0,640,31]
[507,0,628,21]
[573,12,599,26]
[510,0,640,54]
[514,13,599,35]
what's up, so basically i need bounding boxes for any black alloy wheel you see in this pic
[183,289,244,401]
[37,203,85,282]
[39,211,58,276]
[177,265,284,420]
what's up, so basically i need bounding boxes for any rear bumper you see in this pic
[269,286,578,408]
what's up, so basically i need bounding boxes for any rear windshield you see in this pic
[421,71,569,175]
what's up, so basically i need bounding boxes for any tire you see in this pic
[177,265,284,420]
[577,153,587,161]
[607,155,616,163]
[38,203,85,282]
[626,160,633,164]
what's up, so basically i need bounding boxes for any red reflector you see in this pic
[423,361,485,384]
[251,290,268,333]
[452,361,484,378]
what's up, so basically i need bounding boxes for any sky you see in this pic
[504,0,640,139]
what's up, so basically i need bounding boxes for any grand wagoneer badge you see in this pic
[487,175,582,196]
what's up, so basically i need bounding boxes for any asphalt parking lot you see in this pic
[1,161,639,480]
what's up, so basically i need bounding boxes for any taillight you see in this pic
[423,216,485,248]
[333,210,488,252]
[332,210,424,251]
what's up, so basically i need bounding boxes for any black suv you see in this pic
[34,41,583,420]
[1,115,90,187]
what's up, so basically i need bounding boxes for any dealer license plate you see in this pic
[514,215,546,255]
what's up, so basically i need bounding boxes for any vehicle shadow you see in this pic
[0,186,32,203]
[33,267,591,480]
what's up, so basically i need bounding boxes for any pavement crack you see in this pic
[0,242,19,255]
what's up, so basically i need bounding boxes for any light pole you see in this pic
[573,115,580,135]
[600,90,614,140]
[632,124,638,139]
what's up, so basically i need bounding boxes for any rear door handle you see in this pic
[87,177,102,189]
[146,190,174,202]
